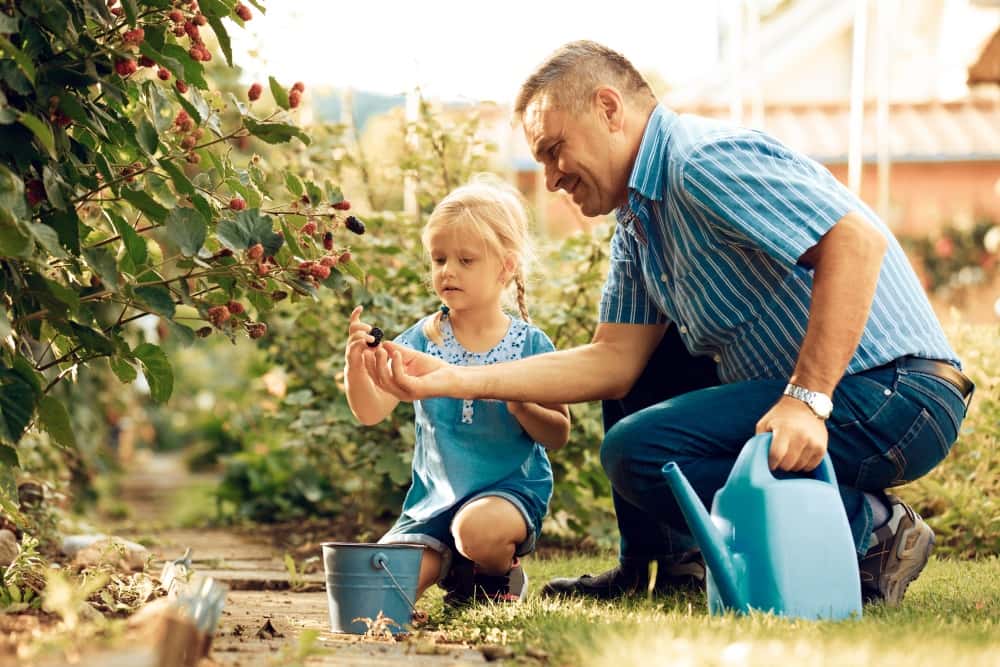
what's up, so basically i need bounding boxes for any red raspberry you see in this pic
[192,128,204,139]
[247,83,262,101]
[310,264,331,280]
[207,305,231,326]
[288,89,302,109]
[332,200,351,211]
[256,262,270,276]
[247,322,267,339]
[138,55,156,68]
[300,220,317,235]
[235,3,252,20]
[173,26,186,37]
[157,67,171,81]
[320,255,337,267]
[292,81,305,93]
[174,110,190,127]
[186,152,200,164]
[194,14,207,25]
[247,243,264,260]
[180,135,197,150]
[184,21,200,40]
[26,179,45,207]
[338,250,352,264]
[168,9,184,23]
[176,80,188,93]
[322,231,334,250]
[115,58,137,77]
[226,300,245,315]
[229,197,246,211]
[111,6,123,16]
[123,28,145,45]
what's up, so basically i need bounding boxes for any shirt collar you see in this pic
[626,104,677,204]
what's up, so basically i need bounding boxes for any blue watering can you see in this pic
[662,432,862,620]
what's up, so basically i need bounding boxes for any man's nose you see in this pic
[544,164,564,193]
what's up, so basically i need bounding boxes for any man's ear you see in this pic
[594,87,625,132]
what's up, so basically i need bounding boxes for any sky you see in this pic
[227,0,722,104]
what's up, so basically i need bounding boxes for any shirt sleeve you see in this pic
[523,325,556,358]
[679,132,857,266]
[599,224,668,325]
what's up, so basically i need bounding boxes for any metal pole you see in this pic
[848,0,869,195]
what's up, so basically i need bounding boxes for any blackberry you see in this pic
[345,215,365,235]
[367,327,383,347]
[323,231,334,250]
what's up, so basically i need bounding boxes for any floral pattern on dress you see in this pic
[425,316,529,424]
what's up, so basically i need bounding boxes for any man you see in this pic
[369,41,973,606]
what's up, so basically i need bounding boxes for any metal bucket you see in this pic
[321,542,424,634]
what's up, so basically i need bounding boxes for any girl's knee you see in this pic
[451,499,524,565]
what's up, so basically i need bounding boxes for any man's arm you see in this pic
[375,322,668,404]
[757,212,887,470]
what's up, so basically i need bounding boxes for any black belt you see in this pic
[895,356,975,399]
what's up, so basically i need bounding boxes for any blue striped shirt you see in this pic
[599,105,959,384]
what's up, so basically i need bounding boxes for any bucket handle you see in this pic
[371,552,417,614]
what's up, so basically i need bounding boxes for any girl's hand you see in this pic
[506,401,524,415]
[345,305,379,372]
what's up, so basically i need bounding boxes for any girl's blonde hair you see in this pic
[422,175,535,345]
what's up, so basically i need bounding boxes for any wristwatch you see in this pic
[783,383,834,420]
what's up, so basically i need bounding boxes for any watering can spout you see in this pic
[663,462,745,611]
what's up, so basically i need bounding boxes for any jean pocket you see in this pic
[854,408,952,489]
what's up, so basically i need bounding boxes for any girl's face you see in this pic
[425,223,509,314]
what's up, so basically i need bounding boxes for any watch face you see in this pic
[809,393,833,419]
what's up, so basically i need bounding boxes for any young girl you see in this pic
[344,177,570,605]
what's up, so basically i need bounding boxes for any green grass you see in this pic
[415,553,1000,666]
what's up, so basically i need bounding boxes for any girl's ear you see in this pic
[500,254,517,284]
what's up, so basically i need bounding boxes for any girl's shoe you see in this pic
[442,556,528,606]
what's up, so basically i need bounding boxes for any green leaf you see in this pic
[0,35,35,84]
[159,160,194,196]
[164,320,195,347]
[324,181,344,205]
[201,3,233,66]
[304,181,323,208]
[134,285,176,319]
[216,209,284,256]
[109,212,148,266]
[160,43,207,89]
[17,112,53,157]
[268,76,289,110]
[337,254,366,283]
[138,116,159,155]
[121,0,138,25]
[280,218,302,257]
[42,166,68,210]
[0,445,17,469]
[0,88,15,125]
[28,223,67,258]
[284,172,303,197]
[122,188,169,224]
[42,210,81,255]
[133,343,173,403]
[37,396,77,450]
[165,207,207,257]
[243,117,309,146]
[0,369,36,445]
[0,218,32,257]
[44,278,80,315]
[0,164,27,221]
[82,247,119,290]
[110,356,137,383]
[69,322,115,355]
[190,192,214,222]
[0,309,10,342]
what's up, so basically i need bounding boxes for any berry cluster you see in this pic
[201,299,268,340]
[172,110,204,163]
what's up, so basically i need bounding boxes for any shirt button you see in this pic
[713,354,722,363]
[660,273,668,283]
[679,325,688,334]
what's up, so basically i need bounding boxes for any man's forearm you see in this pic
[457,342,633,404]
[792,214,887,393]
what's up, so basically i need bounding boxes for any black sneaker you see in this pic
[653,550,706,594]
[440,554,476,607]
[540,563,649,600]
[859,495,935,606]
[472,557,528,603]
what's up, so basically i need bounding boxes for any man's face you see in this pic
[522,95,629,217]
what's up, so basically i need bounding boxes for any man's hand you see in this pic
[368,340,454,402]
[756,397,829,471]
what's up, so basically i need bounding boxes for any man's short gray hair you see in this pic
[515,40,656,120]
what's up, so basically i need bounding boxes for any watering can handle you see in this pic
[371,552,418,614]
[745,432,838,486]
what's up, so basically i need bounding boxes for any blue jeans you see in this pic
[602,329,969,563]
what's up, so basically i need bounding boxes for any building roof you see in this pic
[969,27,1000,86]
[672,98,1000,164]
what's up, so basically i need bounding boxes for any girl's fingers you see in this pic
[349,305,363,323]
